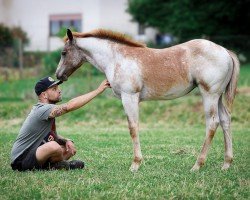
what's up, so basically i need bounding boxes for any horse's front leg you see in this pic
[121,92,142,172]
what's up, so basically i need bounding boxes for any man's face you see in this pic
[44,85,62,104]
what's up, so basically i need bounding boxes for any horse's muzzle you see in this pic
[56,72,68,81]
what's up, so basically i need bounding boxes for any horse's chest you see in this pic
[107,62,143,95]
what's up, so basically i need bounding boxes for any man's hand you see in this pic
[65,140,76,156]
[97,79,111,93]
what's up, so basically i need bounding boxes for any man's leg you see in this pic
[36,141,64,165]
[36,141,84,170]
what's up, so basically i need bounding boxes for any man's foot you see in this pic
[69,160,85,169]
[49,161,70,170]
[47,160,84,170]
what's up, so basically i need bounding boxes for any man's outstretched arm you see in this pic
[49,79,110,118]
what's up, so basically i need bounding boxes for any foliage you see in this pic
[0,24,29,68]
[0,24,29,50]
[43,49,62,75]
[11,26,29,45]
[127,0,250,43]
[23,51,46,68]
[0,23,14,51]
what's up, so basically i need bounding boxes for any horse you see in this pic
[56,29,239,172]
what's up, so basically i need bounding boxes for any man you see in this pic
[11,76,110,171]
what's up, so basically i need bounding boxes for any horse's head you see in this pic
[56,29,86,81]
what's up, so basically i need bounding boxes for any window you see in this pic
[49,14,82,36]
[138,24,145,35]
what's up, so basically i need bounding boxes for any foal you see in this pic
[56,29,239,172]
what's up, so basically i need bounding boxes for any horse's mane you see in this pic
[64,29,146,48]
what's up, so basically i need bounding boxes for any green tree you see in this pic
[0,23,14,51]
[127,0,250,41]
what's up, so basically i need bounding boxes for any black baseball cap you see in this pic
[35,76,63,96]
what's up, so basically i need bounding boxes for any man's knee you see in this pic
[37,141,62,155]
[36,141,64,164]
[48,141,63,154]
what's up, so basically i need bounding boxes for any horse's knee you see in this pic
[208,114,219,130]
[133,156,142,164]
[128,122,138,138]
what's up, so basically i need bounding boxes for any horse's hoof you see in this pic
[190,164,201,172]
[221,162,231,170]
[129,162,140,172]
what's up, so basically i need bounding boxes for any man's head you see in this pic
[35,76,63,104]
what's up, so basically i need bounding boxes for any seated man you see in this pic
[11,76,110,171]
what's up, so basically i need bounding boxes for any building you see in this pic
[0,0,157,51]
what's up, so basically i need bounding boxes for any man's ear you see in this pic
[42,92,48,99]
[67,29,73,42]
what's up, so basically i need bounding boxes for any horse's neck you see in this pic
[77,38,115,73]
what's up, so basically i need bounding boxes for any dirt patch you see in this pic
[0,118,23,127]
[237,87,250,96]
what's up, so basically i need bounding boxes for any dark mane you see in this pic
[64,29,146,48]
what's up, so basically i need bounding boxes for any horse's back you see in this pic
[137,39,233,100]
[182,39,233,93]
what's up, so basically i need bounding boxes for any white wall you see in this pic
[99,0,138,36]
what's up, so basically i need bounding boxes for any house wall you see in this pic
[0,0,157,51]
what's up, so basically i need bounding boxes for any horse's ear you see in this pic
[67,29,73,42]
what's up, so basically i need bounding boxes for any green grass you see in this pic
[0,64,249,199]
[1,126,249,199]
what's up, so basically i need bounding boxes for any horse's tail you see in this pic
[225,50,240,112]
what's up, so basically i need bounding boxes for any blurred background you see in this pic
[0,0,249,125]
[0,0,249,81]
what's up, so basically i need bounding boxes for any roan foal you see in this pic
[56,29,239,172]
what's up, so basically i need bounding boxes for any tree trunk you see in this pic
[18,38,23,79]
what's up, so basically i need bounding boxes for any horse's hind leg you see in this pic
[121,92,142,172]
[191,94,220,171]
[218,96,233,170]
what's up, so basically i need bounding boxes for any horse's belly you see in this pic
[140,83,195,101]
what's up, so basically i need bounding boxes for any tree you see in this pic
[0,24,29,79]
[0,23,14,51]
[127,0,250,42]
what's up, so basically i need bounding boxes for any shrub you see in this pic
[43,49,61,75]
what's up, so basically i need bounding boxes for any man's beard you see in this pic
[48,97,62,104]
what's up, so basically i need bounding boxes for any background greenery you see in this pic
[128,0,250,50]
[0,64,249,199]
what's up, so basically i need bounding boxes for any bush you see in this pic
[43,49,61,75]
[0,24,29,68]
[0,23,14,51]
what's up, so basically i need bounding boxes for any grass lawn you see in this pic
[0,64,249,199]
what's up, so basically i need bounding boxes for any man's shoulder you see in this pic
[30,103,56,120]
[34,102,55,109]
[32,103,56,115]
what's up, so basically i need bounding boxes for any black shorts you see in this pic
[11,147,44,171]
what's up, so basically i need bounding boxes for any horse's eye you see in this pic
[61,51,66,56]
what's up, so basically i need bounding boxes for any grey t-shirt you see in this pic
[11,103,56,163]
